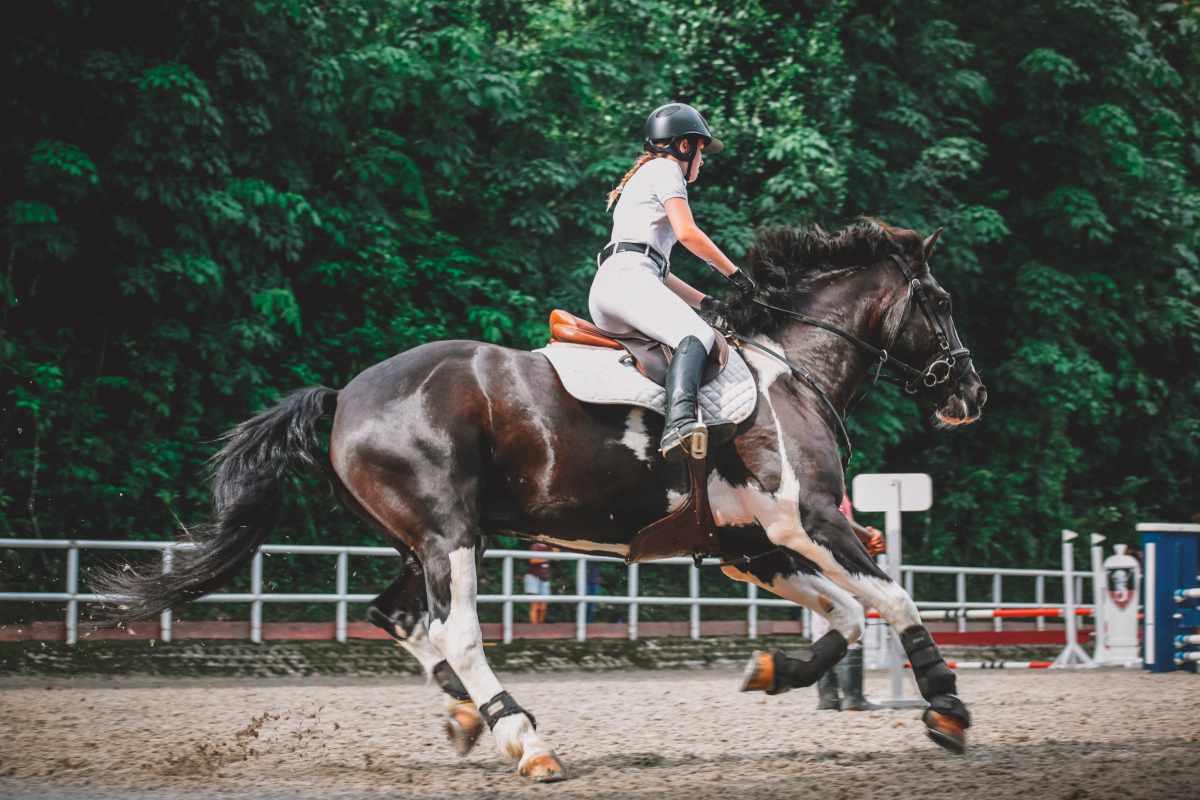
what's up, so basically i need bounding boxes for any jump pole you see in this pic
[1090,533,1108,664]
[852,473,932,709]
[1050,529,1097,668]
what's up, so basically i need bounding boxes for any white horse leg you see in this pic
[394,617,484,756]
[425,546,564,781]
[724,564,863,694]
[722,565,864,644]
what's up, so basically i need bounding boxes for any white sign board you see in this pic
[852,473,932,513]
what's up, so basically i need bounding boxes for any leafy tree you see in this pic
[2,0,1198,623]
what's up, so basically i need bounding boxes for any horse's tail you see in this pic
[92,387,338,626]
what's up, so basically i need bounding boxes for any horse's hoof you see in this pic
[923,709,967,755]
[739,650,776,693]
[519,751,566,782]
[444,704,484,757]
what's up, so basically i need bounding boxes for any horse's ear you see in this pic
[922,227,943,260]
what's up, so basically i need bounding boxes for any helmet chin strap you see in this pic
[645,134,701,180]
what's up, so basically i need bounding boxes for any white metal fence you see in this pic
[0,538,1091,645]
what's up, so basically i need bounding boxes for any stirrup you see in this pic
[691,409,709,459]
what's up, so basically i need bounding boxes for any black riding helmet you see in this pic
[643,103,723,179]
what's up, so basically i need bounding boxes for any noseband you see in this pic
[726,253,973,466]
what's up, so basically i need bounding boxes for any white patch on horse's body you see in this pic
[426,546,555,766]
[529,535,629,556]
[665,488,687,513]
[620,409,652,463]
[740,334,790,392]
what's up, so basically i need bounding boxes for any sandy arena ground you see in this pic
[0,667,1197,800]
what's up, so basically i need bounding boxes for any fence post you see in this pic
[250,552,263,644]
[65,546,79,645]
[502,555,513,644]
[628,563,639,640]
[689,563,700,639]
[993,573,1003,632]
[956,571,966,633]
[160,548,173,642]
[336,550,348,643]
[576,558,587,642]
[1036,574,1045,631]
[904,568,914,597]
[747,582,757,639]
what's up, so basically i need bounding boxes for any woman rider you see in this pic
[590,103,755,461]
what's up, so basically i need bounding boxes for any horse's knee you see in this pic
[827,595,864,645]
[367,552,427,640]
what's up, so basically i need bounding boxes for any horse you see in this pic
[96,221,986,782]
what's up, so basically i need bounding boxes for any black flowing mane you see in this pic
[721,220,926,335]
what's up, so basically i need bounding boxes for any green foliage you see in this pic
[2,0,1199,617]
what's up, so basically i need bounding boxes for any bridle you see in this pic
[725,252,974,466]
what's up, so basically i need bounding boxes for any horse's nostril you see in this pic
[977,387,987,407]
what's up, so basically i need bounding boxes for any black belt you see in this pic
[598,242,667,275]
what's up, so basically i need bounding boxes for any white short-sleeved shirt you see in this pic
[608,157,688,266]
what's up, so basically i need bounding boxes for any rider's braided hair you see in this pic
[718,219,925,335]
[606,152,664,211]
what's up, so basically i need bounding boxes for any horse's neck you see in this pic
[775,264,894,410]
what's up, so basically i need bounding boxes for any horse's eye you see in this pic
[939,297,952,313]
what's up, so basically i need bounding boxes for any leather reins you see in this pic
[727,253,974,467]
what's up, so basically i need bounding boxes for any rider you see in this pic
[590,103,755,461]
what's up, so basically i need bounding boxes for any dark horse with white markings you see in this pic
[97,222,985,781]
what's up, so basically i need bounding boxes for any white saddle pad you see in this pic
[536,342,758,424]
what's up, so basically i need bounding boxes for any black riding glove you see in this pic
[724,268,756,297]
[700,295,727,317]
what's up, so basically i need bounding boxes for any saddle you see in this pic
[546,310,726,566]
[548,310,729,386]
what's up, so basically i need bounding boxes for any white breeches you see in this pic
[588,253,715,351]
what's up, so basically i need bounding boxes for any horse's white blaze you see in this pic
[620,409,653,463]
[427,546,553,763]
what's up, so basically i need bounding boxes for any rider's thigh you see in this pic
[589,254,714,350]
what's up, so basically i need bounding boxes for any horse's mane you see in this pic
[721,219,925,335]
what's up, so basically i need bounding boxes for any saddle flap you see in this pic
[550,323,623,350]
[548,310,729,387]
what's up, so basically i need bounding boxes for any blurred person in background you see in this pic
[585,561,602,623]
[525,542,554,624]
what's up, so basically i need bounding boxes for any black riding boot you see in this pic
[659,336,737,461]
[816,670,841,710]
[835,649,884,711]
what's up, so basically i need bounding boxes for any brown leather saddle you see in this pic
[545,310,728,566]
[547,310,729,386]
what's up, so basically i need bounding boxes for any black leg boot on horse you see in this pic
[739,630,849,694]
[659,335,737,461]
[902,626,971,753]
[365,555,484,757]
